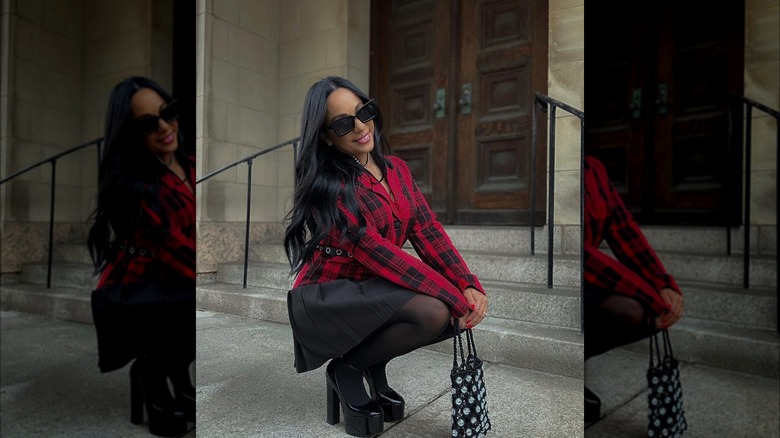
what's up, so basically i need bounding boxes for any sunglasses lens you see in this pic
[330,117,354,137]
[357,101,376,123]
[136,116,159,136]
[160,101,179,123]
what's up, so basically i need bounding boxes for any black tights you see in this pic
[584,292,659,360]
[333,294,451,403]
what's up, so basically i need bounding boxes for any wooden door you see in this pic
[585,0,744,225]
[371,0,548,225]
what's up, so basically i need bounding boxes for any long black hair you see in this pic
[284,76,391,275]
[87,76,189,274]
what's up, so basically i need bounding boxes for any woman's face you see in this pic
[130,87,179,158]
[323,87,374,158]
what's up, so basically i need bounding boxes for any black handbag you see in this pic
[91,278,194,373]
[451,322,491,438]
[647,329,687,437]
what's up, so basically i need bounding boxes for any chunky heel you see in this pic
[325,359,384,437]
[129,358,188,437]
[130,378,143,424]
[326,380,340,425]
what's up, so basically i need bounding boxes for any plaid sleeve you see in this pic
[404,165,485,295]
[584,157,680,316]
[585,242,670,315]
[140,182,196,281]
[601,166,681,296]
[336,199,472,318]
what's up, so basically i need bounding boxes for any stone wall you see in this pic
[1,0,174,274]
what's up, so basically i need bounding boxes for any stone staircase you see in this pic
[196,225,586,379]
[612,226,779,378]
[0,243,98,323]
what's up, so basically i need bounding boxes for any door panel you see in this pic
[371,0,450,215]
[585,0,744,225]
[371,0,548,225]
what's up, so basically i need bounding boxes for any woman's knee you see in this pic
[409,295,450,333]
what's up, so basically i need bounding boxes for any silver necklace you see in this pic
[352,153,369,167]
[157,154,174,167]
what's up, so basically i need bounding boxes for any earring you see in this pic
[325,139,333,147]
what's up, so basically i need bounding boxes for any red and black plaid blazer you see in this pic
[584,156,681,316]
[96,155,196,288]
[293,156,484,318]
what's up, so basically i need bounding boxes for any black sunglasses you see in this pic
[134,100,179,137]
[324,99,377,137]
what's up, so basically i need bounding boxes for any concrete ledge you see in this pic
[1,284,94,323]
[659,252,777,288]
[197,283,289,324]
[20,262,99,290]
[679,281,777,330]
[481,280,581,329]
[208,265,582,328]
[620,317,780,379]
[423,317,584,379]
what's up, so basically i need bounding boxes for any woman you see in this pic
[583,155,684,422]
[284,76,489,437]
[87,76,195,436]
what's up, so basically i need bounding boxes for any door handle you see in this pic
[459,83,472,114]
[629,88,642,118]
[433,88,446,118]
[656,83,668,114]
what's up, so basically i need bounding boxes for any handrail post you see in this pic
[47,160,57,289]
[776,117,779,333]
[243,159,254,289]
[530,97,538,255]
[743,105,752,289]
[580,117,585,333]
[547,106,557,289]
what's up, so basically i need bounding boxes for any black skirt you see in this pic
[287,277,418,373]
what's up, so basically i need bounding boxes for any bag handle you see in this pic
[453,320,466,367]
[649,328,676,367]
[466,327,478,358]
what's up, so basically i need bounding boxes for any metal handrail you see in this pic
[0,138,104,288]
[196,137,300,288]
[531,92,585,294]
[730,95,780,332]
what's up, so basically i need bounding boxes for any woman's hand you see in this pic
[454,287,488,329]
[655,287,683,329]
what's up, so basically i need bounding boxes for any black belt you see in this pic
[119,245,155,257]
[316,245,353,258]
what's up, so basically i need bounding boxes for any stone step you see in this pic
[480,280,581,329]
[641,225,776,256]
[196,282,290,325]
[620,317,779,379]
[213,261,581,327]
[249,245,581,288]
[195,283,583,378]
[423,316,584,379]
[20,262,100,290]
[248,225,578,258]
[216,261,295,291]
[0,283,93,323]
[679,281,777,330]
[660,252,777,288]
[461,250,581,288]
[52,243,94,265]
